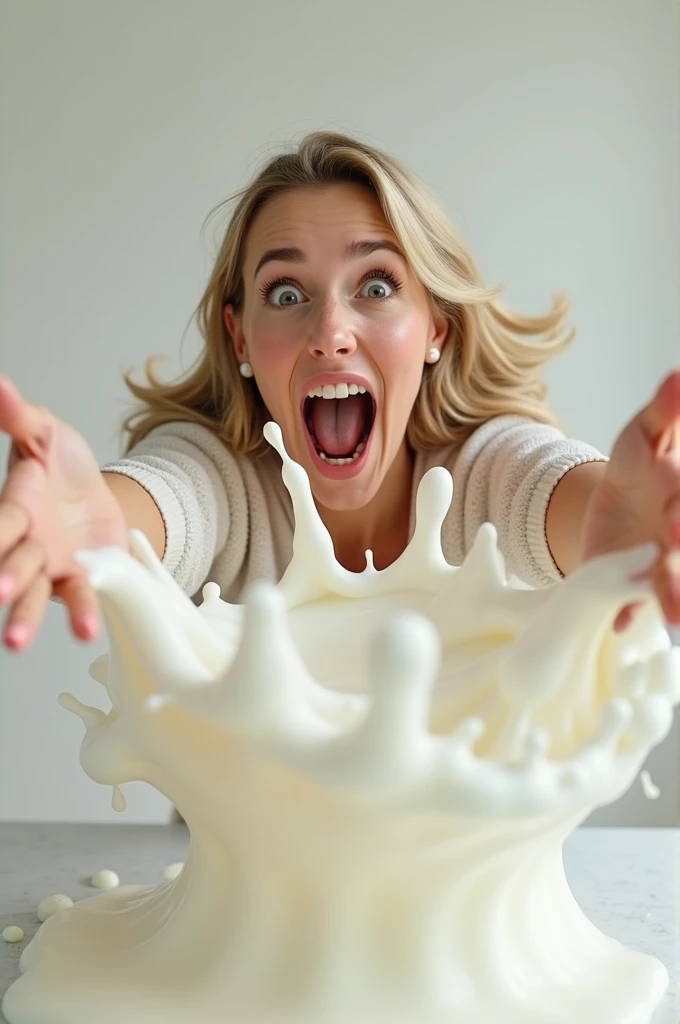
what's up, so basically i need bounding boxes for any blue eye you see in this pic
[359,279,394,299]
[261,279,305,307]
[358,268,401,300]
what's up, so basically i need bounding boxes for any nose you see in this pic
[307,300,357,360]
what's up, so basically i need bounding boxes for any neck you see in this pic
[316,442,414,573]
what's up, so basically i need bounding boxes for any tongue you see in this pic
[310,396,366,456]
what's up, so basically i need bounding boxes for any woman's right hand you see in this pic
[0,377,129,651]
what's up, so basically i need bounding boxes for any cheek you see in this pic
[248,321,298,411]
[366,312,427,381]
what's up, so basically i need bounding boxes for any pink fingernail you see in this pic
[78,614,99,639]
[0,574,13,602]
[5,623,30,649]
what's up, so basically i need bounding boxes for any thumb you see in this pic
[608,372,680,483]
[0,377,54,465]
[638,370,680,451]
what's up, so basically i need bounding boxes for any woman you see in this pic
[0,131,678,648]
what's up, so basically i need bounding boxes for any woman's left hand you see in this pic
[579,369,680,631]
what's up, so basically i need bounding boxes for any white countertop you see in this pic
[1,823,678,1023]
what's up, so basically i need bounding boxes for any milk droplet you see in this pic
[521,728,551,764]
[90,870,120,890]
[37,894,73,922]
[451,717,486,750]
[111,785,127,812]
[640,770,661,800]
[161,862,185,881]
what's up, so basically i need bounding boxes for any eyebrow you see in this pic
[253,238,405,278]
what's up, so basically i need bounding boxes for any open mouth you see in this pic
[302,382,375,467]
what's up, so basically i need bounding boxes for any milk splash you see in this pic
[4,422,679,1024]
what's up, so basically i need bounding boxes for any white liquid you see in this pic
[4,422,678,1024]
[160,862,185,882]
[640,769,661,800]
[36,895,73,924]
[90,870,120,890]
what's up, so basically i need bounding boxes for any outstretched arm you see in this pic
[546,369,680,628]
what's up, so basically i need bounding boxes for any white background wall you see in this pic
[1,0,678,825]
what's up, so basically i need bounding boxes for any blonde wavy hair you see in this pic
[123,131,572,456]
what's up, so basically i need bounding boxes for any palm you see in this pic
[3,427,124,579]
[0,380,126,583]
[582,419,665,557]
[580,371,680,627]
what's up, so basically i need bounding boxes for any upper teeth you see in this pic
[306,383,367,399]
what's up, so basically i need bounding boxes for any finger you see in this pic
[660,584,680,627]
[53,574,100,642]
[0,376,52,459]
[637,370,680,448]
[0,502,31,558]
[613,601,640,632]
[620,549,675,631]
[613,601,643,633]
[3,572,51,651]
[0,377,24,432]
[665,495,680,548]
[651,550,680,627]
[657,417,680,457]
[0,537,46,605]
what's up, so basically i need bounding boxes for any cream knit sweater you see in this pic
[102,415,607,602]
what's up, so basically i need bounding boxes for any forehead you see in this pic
[244,183,396,263]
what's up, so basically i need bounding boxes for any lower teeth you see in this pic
[317,437,367,465]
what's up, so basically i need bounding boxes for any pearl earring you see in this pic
[427,348,440,364]
[239,361,254,379]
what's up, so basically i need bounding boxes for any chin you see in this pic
[307,474,381,513]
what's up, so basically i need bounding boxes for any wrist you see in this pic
[546,461,609,576]
[91,476,131,553]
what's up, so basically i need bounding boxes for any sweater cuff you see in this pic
[102,465,186,578]
[526,452,609,582]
